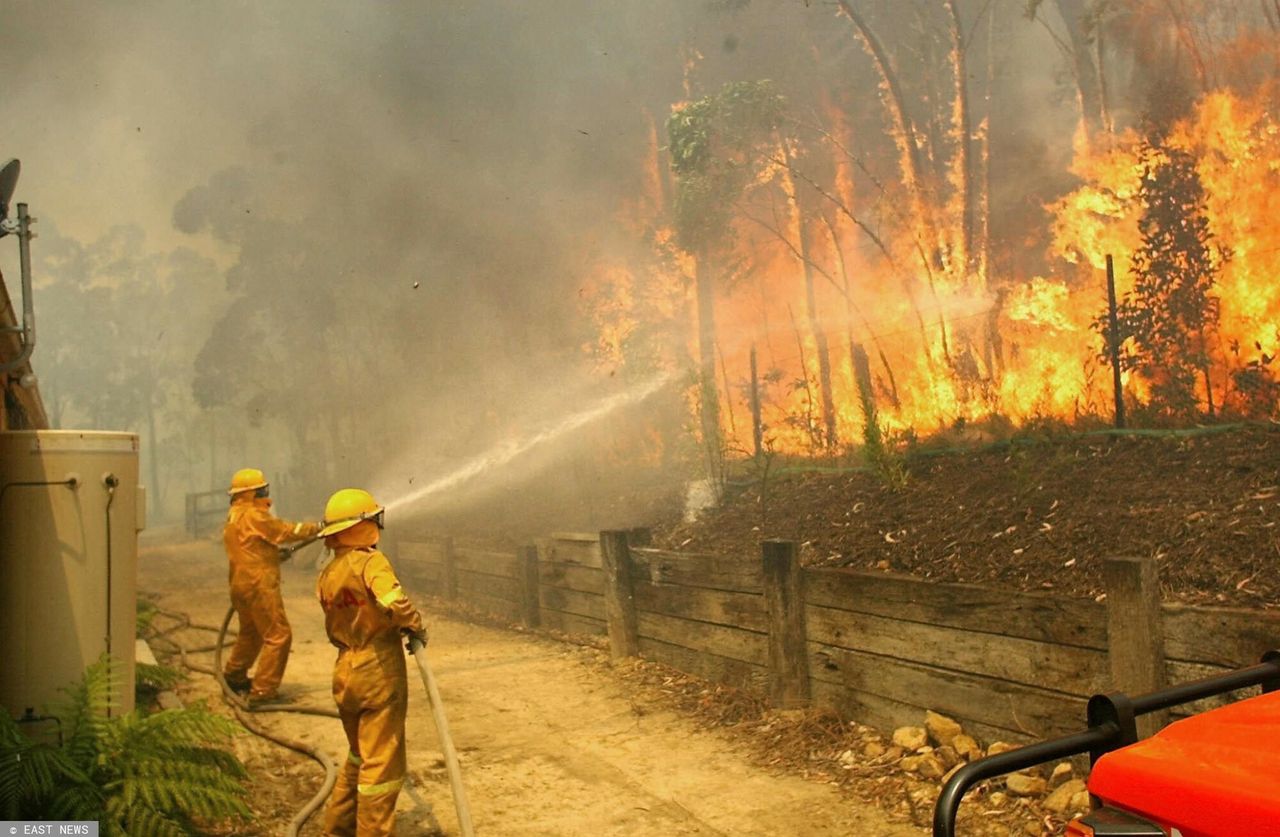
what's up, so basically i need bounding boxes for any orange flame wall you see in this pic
[585,86,1280,457]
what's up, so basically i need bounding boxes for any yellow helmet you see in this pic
[228,467,268,496]
[319,488,385,537]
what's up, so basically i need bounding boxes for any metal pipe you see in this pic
[932,650,1280,836]
[0,203,36,374]
[1131,655,1280,715]
[932,725,1117,837]
[103,473,118,717]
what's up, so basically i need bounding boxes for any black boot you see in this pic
[224,672,251,694]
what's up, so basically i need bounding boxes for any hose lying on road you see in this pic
[150,606,338,837]
[409,636,476,837]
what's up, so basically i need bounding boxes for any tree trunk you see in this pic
[695,248,722,481]
[945,0,974,278]
[1055,0,1107,142]
[836,0,942,269]
[782,142,838,449]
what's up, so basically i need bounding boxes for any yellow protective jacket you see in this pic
[318,545,424,835]
[317,546,423,652]
[224,496,320,595]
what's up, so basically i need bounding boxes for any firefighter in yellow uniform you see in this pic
[223,468,322,704]
[317,488,426,837]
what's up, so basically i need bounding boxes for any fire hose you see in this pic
[408,635,476,837]
[150,606,338,837]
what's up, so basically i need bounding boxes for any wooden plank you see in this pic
[636,611,767,667]
[517,545,541,628]
[1165,659,1258,718]
[396,557,442,589]
[809,679,1037,747]
[540,535,602,568]
[632,581,767,632]
[549,531,600,542]
[539,561,604,595]
[1103,556,1167,737]
[601,530,640,659]
[630,548,763,593]
[539,586,606,621]
[763,540,810,708]
[1162,603,1280,668]
[805,603,1109,696]
[399,540,446,566]
[455,569,520,603]
[541,608,606,638]
[809,643,1086,740]
[458,590,522,623]
[805,567,1106,649]
[637,636,768,693]
[454,548,520,577]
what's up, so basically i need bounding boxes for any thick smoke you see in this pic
[4,1,1240,540]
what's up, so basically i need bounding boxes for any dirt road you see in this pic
[140,533,923,836]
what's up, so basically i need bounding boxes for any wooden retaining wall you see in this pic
[394,531,1280,744]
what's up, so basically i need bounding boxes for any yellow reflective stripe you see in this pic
[357,777,404,795]
[347,751,362,765]
[377,587,405,608]
[293,523,305,535]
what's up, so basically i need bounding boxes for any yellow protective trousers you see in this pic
[223,581,291,697]
[321,641,409,836]
[222,496,319,699]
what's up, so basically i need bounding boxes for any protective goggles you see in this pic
[324,508,385,531]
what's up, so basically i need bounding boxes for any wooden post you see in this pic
[600,530,639,660]
[442,536,459,601]
[517,544,541,629]
[1106,254,1127,429]
[1103,555,1167,736]
[762,540,810,708]
[750,343,763,461]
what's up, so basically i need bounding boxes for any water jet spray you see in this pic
[379,372,674,518]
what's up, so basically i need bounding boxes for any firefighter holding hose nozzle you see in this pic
[223,468,323,705]
[316,488,427,836]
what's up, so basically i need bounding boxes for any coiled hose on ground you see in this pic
[150,606,338,837]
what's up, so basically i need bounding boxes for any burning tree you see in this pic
[666,80,785,475]
[1101,138,1223,418]
[581,0,1280,467]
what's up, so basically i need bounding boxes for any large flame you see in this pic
[584,76,1280,457]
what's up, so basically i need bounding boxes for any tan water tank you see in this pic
[0,430,145,718]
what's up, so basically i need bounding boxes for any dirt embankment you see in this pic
[654,425,1280,608]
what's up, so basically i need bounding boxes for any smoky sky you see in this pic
[0,0,1085,525]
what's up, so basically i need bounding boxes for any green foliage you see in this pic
[1096,138,1224,417]
[0,657,250,834]
[136,662,185,695]
[666,80,787,253]
[137,599,160,635]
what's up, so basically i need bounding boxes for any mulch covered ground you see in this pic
[652,424,1280,608]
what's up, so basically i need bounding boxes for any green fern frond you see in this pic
[136,600,160,635]
[4,657,249,831]
[0,708,99,819]
[136,662,185,693]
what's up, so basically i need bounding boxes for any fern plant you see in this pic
[1,656,251,834]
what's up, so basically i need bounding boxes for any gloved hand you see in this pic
[403,627,428,653]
